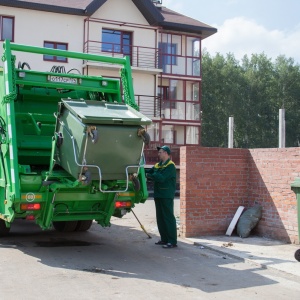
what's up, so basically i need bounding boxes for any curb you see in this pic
[193,241,300,279]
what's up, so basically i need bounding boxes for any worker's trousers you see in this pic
[154,197,177,245]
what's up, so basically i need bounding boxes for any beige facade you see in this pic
[0,6,84,71]
[93,0,150,25]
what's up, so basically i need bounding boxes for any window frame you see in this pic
[158,85,176,109]
[101,28,132,62]
[159,42,178,66]
[43,41,68,63]
[160,79,201,121]
[192,38,201,76]
[0,15,14,42]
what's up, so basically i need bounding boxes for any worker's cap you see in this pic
[157,145,171,155]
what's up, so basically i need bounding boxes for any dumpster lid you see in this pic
[61,99,151,125]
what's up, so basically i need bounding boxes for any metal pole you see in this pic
[228,116,234,148]
[279,109,285,148]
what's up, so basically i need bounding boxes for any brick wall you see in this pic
[248,148,300,243]
[180,146,300,244]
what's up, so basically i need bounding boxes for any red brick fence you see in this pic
[180,147,300,244]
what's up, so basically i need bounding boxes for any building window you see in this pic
[158,86,176,109]
[186,126,200,144]
[43,41,68,62]
[159,42,177,65]
[159,42,177,72]
[192,39,200,76]
[146,122,160,142]
[162,125,174,143]
[0,16,14,41]
[159,33,181,73]
[102,29,132,60]
[160,79,201,121]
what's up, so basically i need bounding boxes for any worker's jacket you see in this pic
[146,159,176,199]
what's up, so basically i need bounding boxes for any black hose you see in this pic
[0,147,7,200]
[50,66,66,73]
[67,68,81,75]
[0,116,7,199]
[17,61,31,70]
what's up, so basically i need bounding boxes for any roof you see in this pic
[7,0,94,9]
[158,7,217,38]
[0,0,217,38]
[0,0,106,15]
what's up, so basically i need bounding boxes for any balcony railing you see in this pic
[83,40,161,70]
[135,95,161,118]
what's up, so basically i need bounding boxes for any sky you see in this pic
[163,0,300,64]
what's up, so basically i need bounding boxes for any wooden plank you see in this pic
[226,206,245,236]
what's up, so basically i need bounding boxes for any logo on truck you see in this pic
[26,192,35,202]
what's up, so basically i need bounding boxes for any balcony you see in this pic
[83,41,161,72]
[135,95,161,119]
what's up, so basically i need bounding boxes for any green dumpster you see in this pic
[55,99,151,182]
[291,178,300,261]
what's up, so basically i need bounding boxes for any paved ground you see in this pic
[140,198,300,278]
[189,236,300,278]
[0,198,300,300]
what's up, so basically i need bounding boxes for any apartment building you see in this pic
[0,0,217,165]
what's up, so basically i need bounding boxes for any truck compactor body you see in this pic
[0,40,151,235]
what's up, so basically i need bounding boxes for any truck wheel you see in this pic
[0,219,10,237]
[52,221,78,232]
[295,249,300,262]
[75,220,93,232]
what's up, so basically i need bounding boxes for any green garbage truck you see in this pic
[0,40,151,236]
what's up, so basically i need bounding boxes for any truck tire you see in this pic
[75,220,93,232]
[52,221,78,232]
[0,219,10,237]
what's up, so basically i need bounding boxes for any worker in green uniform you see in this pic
[146,145,177,248]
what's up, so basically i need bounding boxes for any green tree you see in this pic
[201,51,300,148]
[273,56,300,146]
[238,53,277,148]
[201,52,243,147]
